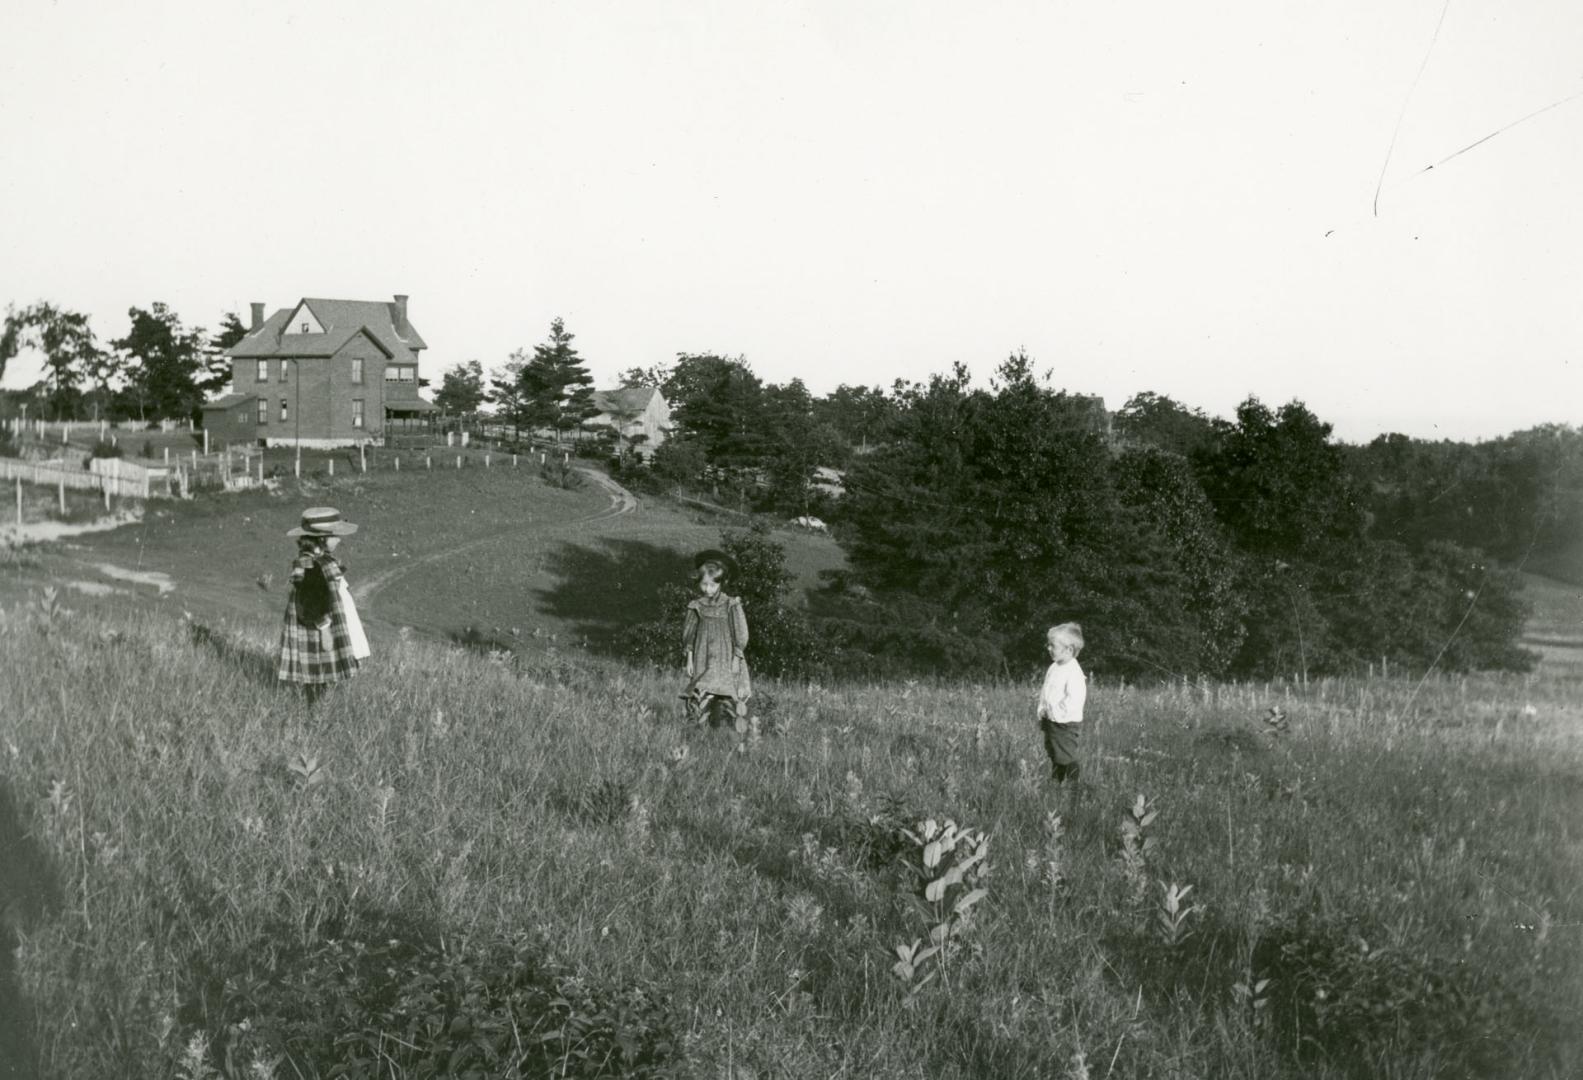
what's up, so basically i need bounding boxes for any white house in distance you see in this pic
[585,386,670,455]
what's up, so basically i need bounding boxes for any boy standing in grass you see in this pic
[1038,622,1087,784]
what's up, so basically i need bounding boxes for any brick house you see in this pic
[584,386,671,456]
[223,295,434,447]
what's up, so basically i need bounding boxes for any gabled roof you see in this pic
[202,392,256,409]
[591,386,660,414]
[226,297,426,360]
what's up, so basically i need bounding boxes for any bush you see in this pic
[86,438,122,462]
[621,523,829,679]
[177,910,684,1079]
[540,459,587,490]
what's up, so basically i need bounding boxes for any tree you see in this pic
[435,359,487,417]
[488,350,532,440]
[1,302,102,418]
[518,318,598,440]
[813,383,898,451]
[113,303,211,422]
[1114,391,1215,457]
[1194,397,1366,560]
[619,362,672,389]
[665,353,767,469]
[212,311,249,351]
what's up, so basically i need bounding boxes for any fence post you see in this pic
[485,454,490,468]
[58,476,65,515]
[360,444,367,473]
[426,456,431,470]
[455,455,461,470]
[328,458,335,477]
[395,456,400,472]
[14,477,19,528]
[164,447,170,464]
[103,475,110,511]
[203,429,210,454]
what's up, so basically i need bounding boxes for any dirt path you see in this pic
[350,466,636,607]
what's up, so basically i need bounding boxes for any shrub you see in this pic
[176,909,684,1079]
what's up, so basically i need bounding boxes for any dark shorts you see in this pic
[1041,721,1081,767]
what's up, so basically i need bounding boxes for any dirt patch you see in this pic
[0,509,143,546]
[93,563,176,594]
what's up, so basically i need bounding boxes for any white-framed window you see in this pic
[280,361,289,382]
[351,357,364,384]
[256,359,268,382]
[384,365,416,382]
[300,321,310,334]
[351,399,364,429]
[257,399,268,424]
[280,398,289,422]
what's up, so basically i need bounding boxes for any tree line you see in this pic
[1,301,244,423]
[611,351,1575,683]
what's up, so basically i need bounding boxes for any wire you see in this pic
[1374,0,1453,217]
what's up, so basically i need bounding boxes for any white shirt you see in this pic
[1038,658,1086,725]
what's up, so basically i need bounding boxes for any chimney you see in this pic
[250,302,265,331]
[393,294,409,327]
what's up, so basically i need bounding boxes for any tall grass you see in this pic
[1,593,1579,1078]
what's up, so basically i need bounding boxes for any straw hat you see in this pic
[287,506,359,538]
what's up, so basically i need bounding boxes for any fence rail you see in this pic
[0,456,152,498]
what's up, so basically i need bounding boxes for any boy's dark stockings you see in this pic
[1050,762,1081,784]
[304,684,326,707]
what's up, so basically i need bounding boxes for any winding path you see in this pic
[350,467,636,607]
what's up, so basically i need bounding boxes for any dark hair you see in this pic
[695,560,728,584]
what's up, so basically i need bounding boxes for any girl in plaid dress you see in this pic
[278,506,369,702]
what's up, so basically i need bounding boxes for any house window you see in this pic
[301,322,310,334]
[384,366,415,382]
[352,399,364,429]
[256,360,268,382]
[257,399,268,424]
[352,357,364,384]
[280,398,289,422]
[280,361,289,382]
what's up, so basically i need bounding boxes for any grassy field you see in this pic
[1,475,1579,1077]
[1,574,1580,1077]
[0,465,847,658]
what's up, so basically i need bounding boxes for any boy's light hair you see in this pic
[1048,622,1084,656]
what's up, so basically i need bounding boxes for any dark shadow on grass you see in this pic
[186,618,278,686]
[0,779,58,1080]
[535,538,696,657]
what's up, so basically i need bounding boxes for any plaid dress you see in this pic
[681,593,751,727]
[277,552,362,685]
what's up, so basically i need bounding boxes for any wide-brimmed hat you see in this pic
[693,548,736,579]
[287,506,359,538]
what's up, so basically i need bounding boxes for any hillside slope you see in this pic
[1,594,1579,1078]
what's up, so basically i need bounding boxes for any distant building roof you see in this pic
[226,297,426,361]
[591,386,660,414]
[203,393,256,410]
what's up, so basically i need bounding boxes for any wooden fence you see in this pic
[0,456,154,499]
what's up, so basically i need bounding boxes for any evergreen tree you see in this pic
[518,318,597,440]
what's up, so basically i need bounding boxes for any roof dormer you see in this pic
[285,301,326,335]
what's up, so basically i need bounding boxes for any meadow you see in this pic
[1,568,1580,1078]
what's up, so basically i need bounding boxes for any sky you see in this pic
[1,0,1579,444]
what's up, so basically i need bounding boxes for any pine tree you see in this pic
[518,318,598,441]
